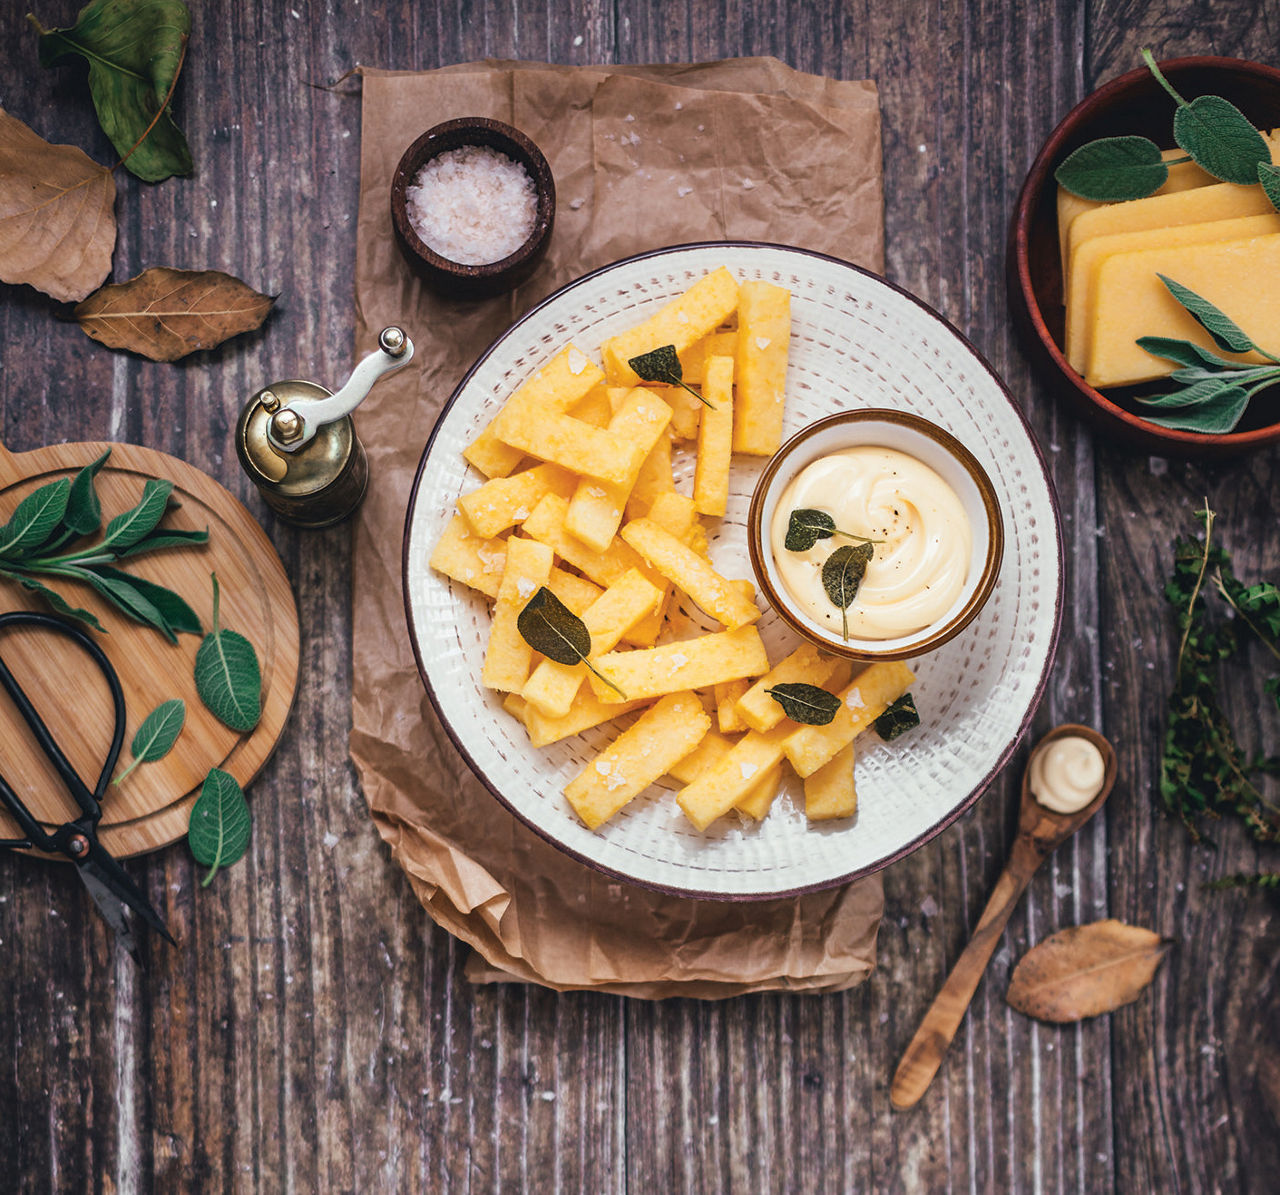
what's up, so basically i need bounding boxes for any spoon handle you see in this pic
[890,836,1042,1110]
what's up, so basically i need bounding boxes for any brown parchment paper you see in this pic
[351,58,886,997]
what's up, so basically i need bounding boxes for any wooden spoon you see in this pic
[889,723,1117,1111]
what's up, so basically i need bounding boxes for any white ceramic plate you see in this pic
[403,243,1063,899]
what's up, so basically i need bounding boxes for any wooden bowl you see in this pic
[390,117,555,300]
[1007,55,1280,456]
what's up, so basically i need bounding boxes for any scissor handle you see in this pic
[0,612,127,836]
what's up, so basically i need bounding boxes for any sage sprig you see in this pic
[114,698,185,786]
[193,574,262,733]
[766,682,841,726]
[784,508,881,553]
[1134,276,1280,433]
[627,345,715,409]
[0,449,207,641]
[822,543,874,642]
[516,586,626,698]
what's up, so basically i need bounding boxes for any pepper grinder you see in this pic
[236,326,415,528]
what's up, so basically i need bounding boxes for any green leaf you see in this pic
[1204,872,1280,892]
[100,478,174,551]
[113,526,209,558]
[821,543,874,641]
[1157,275,1256,353]
[1053,135,1168,201]
[1136,376,1248,409]
[114,697,184,786]
[516,585,626,698]
[627,344,714,408]
[193,574,262,732]
[0,569,105,631]
[1260,162,1280,212]
[1140,384,1250,433]
[188,766,251,887]
[784,509,880,553]
[81,566,176,641]
[874,693,920,742]
[1135,336,1243,372]
[64,449,111,536]
[32,0,193,183]
[766,683,841,726]
[90,566,202,636]
[0,478,71,560]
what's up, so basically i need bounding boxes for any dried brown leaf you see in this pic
[74,267,275,362]
[1006,919,1169,1023]
[0,108,116,302]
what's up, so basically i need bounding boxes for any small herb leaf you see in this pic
[0,478,71,560]
[1054,135,1168,201]
[1157,275,1256,353]
[822,543,874,641]
[874,693,920,741]
[785,509,836,551]
[64,449,111,536]
[82,568,176,642]
[1260,162,1280,212]
[188,767,251,887]
[115,698,185,786]
[91,566,202,637]
[114,526,210,558]
[1136,336,1242,372]
[100,478,174,551]
[627,344,714,408]
[766,683,841,726]
[517,586,626,698]
[194,574,262,732]
[1141,384,1250,433]
[1172,95,1271,185]
[2,571,105,631]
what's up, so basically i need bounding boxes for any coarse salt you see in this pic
[755,337,771,351]
[846,690,865,709]
[567,347,589,375]
[595,760,612,776]
[740,762,758,780]
[405,145,538,266]
[516,577,536,599]
[670,652,689,668]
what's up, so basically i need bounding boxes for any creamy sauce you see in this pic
[769,446,971,640]
[1029,736,1106,813]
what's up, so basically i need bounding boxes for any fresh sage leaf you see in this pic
[194,574,262,732]
[188,766,251,887]
[1157,275,1256,354]
[1141,384,1250,433]
[64,449,111,536]
[114,698,185,786]
[874,693,920,742]
[0,478,71,560]
[516,586,626,698]
[100,478,174,551]
[766,682,841,726]
[822,543,874,642]
[1260,162,1280,212]
[91,566,202,637]
[114,526,211,558]
[1054,135,1168,201]
[784,508,880,553]
[82,567,175,642]
[0,569,105,631]
[1135,336,1242,372]
[31,0,194,183]
[627,344,714,409]
[1136,376,1250,409]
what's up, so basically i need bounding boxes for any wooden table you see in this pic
[2,2,1277,1191]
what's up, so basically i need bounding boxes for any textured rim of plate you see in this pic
[402,242,1065,901]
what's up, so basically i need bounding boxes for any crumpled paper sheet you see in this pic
[351,57,886,997]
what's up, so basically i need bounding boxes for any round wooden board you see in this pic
[0,439,299,859]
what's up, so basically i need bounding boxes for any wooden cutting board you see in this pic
[0,439,299,858]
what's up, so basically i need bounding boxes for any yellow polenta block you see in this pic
[481,537,553,692]
[626,431,677,521]
[521,570,663,718]
[489,405,644,485]
[601,267,740,386]
[1064,213,1280,374]
[428,515,508,599]
[676,725,792,831]
[464,345,604,478]
[693,355,735,517]
[620,518,760,630]
[620,494,702,646]
[715,679,751,734]
[736,644,844,733]
[680,330,739,385]
[665,385,704,441]
[547,566,603,617]
[1088,233,1280,387]
[732,281,791,455]
[523,691,652,749]
[783,661,915,777]
[668,728,733,785]
[566,389,673,553]
[522,493,647,587]
[570,383,615,428]
[503,693,527,721]
[805,742,856,821]
[565,692,711,830]
[588,625,770,704]
[457,463,577,539]
[736,764,783,821]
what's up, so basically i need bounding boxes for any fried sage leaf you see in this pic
[766,682,841,726]
[114,697,185,786]
[874,693,920,741]
[31,0,193,182]
[517,586,625,698]
[784,508,879,553]
[194,574,262,732]
[188,766,251,887]
[74,268,276,362]
[627,344,714,408]
[1006,920,1169,1023]
[0,108,115,302]
[822,542,874,641]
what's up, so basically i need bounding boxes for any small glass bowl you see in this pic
[747,409,1004,662]
[390,117,556,300]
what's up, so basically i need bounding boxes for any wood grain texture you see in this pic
[0,1,1277,1192]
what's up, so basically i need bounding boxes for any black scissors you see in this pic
[0,611,174,964]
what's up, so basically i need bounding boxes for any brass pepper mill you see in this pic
[236,326,415,527]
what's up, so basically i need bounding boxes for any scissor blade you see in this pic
[75,862,145,966]
[76,841,175,952]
